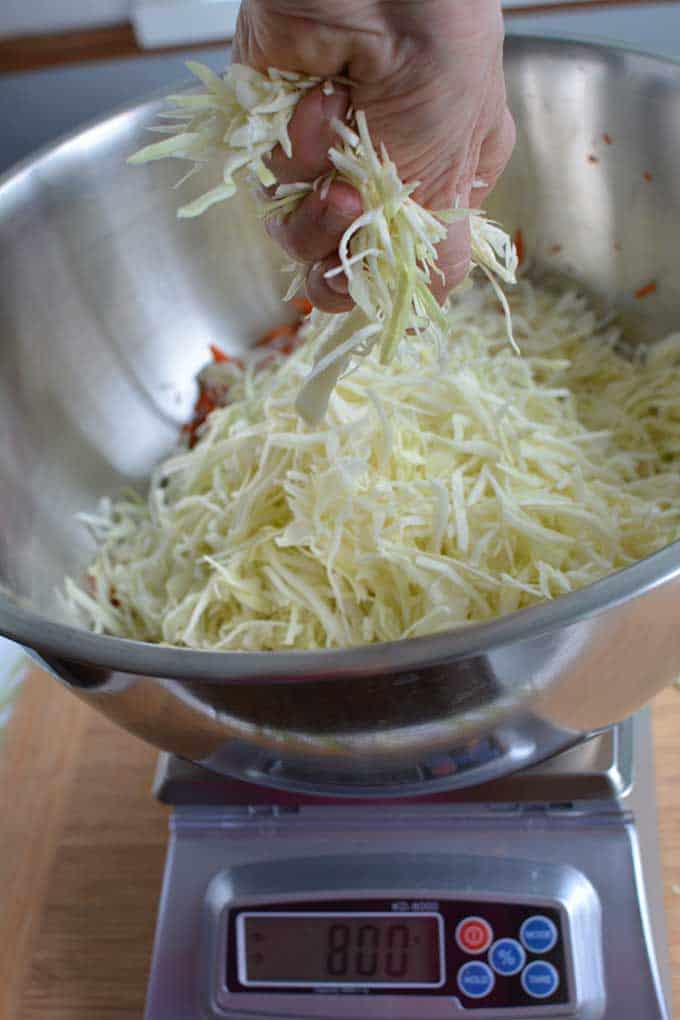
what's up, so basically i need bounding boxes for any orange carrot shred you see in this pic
[209,343,229,363]
[185,316,302,445]
[195,389,217,416]
[513,228,525,266]
[643,170,654,182]
[292,296,313,315]
[256,323,297,347]
[634,281,657,299]
[603,132,613,145]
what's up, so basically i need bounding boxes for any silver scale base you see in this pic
[145,710,671,1019]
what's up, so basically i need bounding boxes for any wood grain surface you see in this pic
[0,668,678,1018]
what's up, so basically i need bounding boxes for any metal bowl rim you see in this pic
[4,539,680,682]
[2,34,680,682]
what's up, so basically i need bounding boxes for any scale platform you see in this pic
[145,710,671,1019]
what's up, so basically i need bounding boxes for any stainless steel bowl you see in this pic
[2,36,680,796]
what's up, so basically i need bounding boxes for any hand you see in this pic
[234,0,515,313]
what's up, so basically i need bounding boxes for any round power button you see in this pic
[456,916,494,955]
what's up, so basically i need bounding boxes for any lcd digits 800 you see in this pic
[237,912,444,989]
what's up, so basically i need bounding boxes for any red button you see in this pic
[456,917,493,955]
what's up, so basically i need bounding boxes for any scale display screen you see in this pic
[237,912,445,988]
[227,898,568,1006]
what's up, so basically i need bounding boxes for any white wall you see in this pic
[0,0,131,37]
[0,0,620,40]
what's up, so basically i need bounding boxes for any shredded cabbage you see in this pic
[65,279,680,650]
[130,62,517,423]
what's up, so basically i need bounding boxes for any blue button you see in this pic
[457,961,495,1000]
[489,938,526,977]
[520,915,558,954]
[522,961,560,999]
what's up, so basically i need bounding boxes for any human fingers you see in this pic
[305,255,353,313]
[468,106,516,209]
[431,104,516,302]
[265,84,350,185]
[266,180,362,263]
[430,213,472,304]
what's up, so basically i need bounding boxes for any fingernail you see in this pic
[325,270,349,295]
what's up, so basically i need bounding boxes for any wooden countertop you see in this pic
[1,668,678,1018]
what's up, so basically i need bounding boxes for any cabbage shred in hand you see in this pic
[129,62,518,423]
[65,280,680,650]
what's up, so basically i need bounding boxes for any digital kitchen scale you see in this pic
[145,710,671,1019]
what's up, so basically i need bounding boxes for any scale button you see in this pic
[457,961,496,999]
[489,938,526,976]
[521,961,560,999]
[520,915,558,954]
[456,917,494,955]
